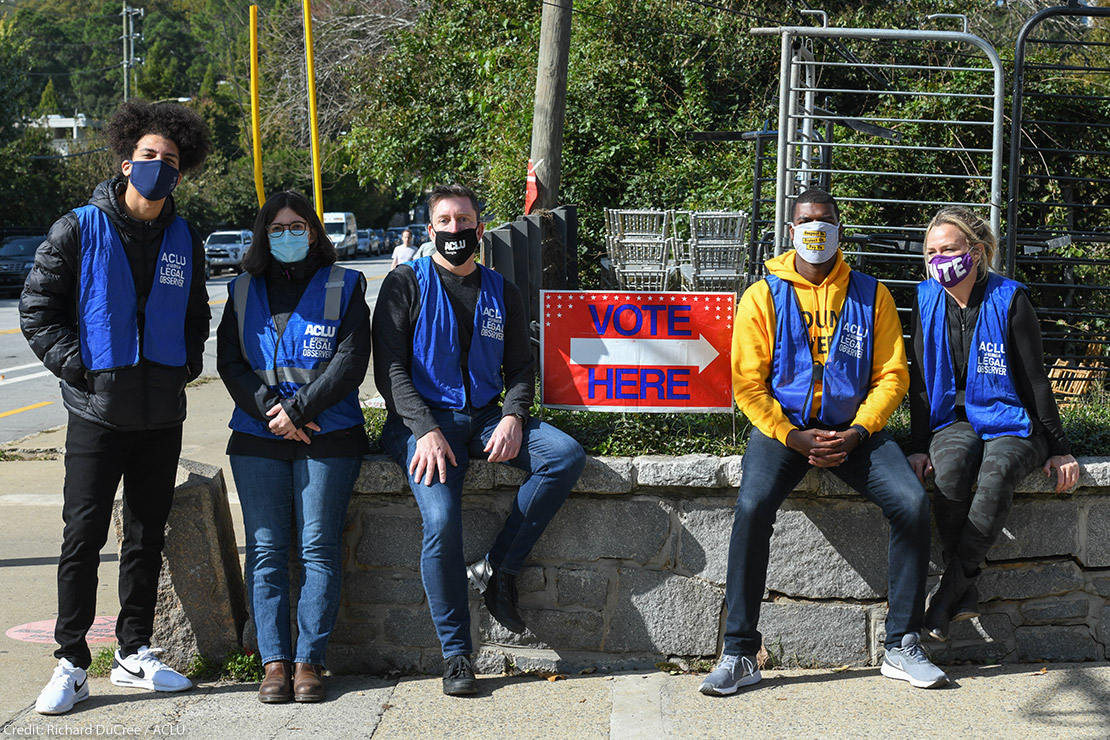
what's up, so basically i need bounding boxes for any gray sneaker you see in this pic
[698,654,761,696]
[881,633,949,688]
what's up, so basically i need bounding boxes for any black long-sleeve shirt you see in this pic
[907,278,1070,456]
[372,259,533,439]
[216,255,371,459]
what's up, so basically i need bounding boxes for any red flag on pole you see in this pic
[525,158,542,214]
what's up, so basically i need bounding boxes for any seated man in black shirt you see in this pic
[372,184,585,696]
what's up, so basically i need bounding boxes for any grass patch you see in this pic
[187,649,264,682]
[87,646,116,678]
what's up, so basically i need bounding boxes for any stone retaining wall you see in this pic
[327,455,1110,675]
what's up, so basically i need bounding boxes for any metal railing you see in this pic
[751,14,1005,319]
[1007,1,1110,395]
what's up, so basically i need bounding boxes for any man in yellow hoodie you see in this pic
[699,189,948,696]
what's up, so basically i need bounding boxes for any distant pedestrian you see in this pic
[390,228,416,269]
[699,188,947,698]
[217,191,370,704]
[907,206,1079,641]
[21,100,211,715]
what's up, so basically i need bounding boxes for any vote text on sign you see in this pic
[541,291,735,412]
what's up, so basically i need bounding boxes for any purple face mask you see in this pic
[928,252,976,288]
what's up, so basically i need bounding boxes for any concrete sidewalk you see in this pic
[3,379,1110,738]
[2,664,1109,739]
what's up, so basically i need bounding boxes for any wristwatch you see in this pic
[850,424,870,442]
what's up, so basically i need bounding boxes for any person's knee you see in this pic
[888,487,931,529]
[529,429,586,480]
[418,504,463,551]
[557,439,587,479]
[733,484,779,526]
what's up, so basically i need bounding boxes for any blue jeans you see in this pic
[383,405,585,658]
[723,428,931,655]
[230,454,362,666]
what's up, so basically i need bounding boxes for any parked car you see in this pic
[357,228,372,256]
[323,212,358,260]
[0,235,43,296]
[204,229,252,274]
[370,228,387,256]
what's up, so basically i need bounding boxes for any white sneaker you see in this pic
[110,646,192,692]
[36,658,89,715]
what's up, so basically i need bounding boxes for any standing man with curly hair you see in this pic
[20,100,211,714]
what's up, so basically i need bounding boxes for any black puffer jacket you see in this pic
[19,176,210,431]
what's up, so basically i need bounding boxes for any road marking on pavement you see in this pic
[611,673,668,740]
[209,298,226,305]
[0,401,53,419]
[0,361,45,375]
[7,617,117,644]
[0,370,53,388]
[0,328,21,335]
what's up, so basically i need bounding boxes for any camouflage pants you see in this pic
[928,421,1047,574]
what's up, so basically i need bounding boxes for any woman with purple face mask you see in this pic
[906,206,1079,642]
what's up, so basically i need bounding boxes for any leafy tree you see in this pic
[36,79,60,117]
[0,18,33,145]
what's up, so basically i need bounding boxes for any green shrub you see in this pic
[364,389,1110,458]
[222,650,264,682]
[87,646,116,678]
[185,650,264,683]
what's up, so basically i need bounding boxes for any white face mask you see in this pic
[791,220,840,264]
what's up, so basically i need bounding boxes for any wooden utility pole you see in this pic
[528,0,572,211]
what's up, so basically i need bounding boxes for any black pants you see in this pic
[55,413,182,669]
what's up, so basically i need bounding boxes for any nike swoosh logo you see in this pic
[116,662,145,679]
[74,677,86,692]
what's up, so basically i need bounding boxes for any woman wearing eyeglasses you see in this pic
[216,191,370,704]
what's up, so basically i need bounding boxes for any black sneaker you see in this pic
[485,568,526,634]
[442,654,478,696]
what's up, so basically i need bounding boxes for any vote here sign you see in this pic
[541,291,735,412]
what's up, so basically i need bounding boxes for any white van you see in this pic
[323,212,358,260]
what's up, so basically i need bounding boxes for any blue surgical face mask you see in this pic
[126,159,179,201]
[269,230,310,264]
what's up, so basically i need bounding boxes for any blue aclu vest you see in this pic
[411,257,506,410]
[228,265,365,437]
[918,272,1032,439]
[76,205,192,370]
[768,271,877,427]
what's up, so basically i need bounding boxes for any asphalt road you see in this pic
[0,253,391,445]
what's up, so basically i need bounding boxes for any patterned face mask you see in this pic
[928,251,976,288]
[792,221,839,264]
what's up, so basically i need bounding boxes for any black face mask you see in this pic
[434,227,479,266]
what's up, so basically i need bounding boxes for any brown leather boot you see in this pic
[293,663,326,703]
[258,660,292,703]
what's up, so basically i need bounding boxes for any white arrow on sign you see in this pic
[569,334,720,373]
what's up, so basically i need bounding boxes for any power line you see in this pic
[677,0,785,27]
[537,0,753,44]
[23,36,125,49]
[27,63,123,77]
[29,146,108,160]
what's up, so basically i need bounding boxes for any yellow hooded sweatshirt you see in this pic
[732,250,908,446]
